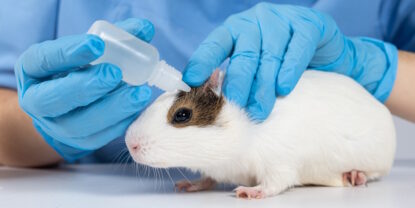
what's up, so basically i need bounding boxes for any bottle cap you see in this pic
[148,60,191,92]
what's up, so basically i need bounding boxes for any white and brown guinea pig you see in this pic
[125,69,396,199]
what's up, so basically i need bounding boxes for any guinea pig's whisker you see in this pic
[164,168,175,189]
[159,168,166,192]
[141,165,147,180]
[111,148,130,172]
[134,162,138,178]
[154,167,159,191]
[121,153,132,174]
[111,148,127,164]
[135,163,144,184]
[176,168,191,184]
[147,165,158,191]
[120,153,128,169]
[157,169,163,191]
[155,168,161,191]
[146,165,151,179]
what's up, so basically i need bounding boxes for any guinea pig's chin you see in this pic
[131,156,170,169]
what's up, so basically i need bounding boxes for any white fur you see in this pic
[125,70,396,197]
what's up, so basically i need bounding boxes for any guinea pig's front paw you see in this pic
[175,177,216,192]
[234,186,266,199]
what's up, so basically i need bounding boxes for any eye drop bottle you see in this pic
[87,20,191,92]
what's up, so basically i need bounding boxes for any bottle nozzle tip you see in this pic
[178,81,191,92]
[150,60,192,92]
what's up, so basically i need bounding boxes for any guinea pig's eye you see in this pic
[173,108,192,124]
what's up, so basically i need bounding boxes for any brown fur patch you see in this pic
[167,86,224,128]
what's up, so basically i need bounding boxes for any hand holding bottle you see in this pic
[14,18,155,161]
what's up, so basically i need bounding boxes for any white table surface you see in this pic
[1,161,414,208]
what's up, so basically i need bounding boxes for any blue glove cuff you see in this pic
[313,36,398,103]
[33,122,93,162]
[360,38,398,102]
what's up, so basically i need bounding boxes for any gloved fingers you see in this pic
[244,8,284,120]
[115,18,155,43]
[53,115,138,151]
[246,52,279,121]
[309,13,346,68]
[44,84,151,138]
[182,26,233,86]
[20,34,104,79]
[22,63,123,117]
[257,4,292,60]
[276,24,320,95]
[223,30,261,107]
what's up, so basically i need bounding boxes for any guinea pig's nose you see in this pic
[128,142,141,153]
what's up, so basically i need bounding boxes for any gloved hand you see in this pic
[14,18,155,161]
[183,3,398,120]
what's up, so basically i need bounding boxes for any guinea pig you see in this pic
[125,69,396,199]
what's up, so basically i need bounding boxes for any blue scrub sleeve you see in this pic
[0,0,59,89]
[0,71,16,89]
[380,0,415,51]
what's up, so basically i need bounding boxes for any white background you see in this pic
[394,116,415,159]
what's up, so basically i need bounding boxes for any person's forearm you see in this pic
[385,51,415,122]
[0,88,61,167]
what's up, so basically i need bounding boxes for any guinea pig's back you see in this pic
[260,70,396,181]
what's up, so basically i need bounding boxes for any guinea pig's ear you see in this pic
[203,69,224,97]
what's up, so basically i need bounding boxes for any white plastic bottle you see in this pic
[87,20,190,92]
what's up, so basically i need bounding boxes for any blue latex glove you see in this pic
[183,3,398,121]
[14,18,155,161]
